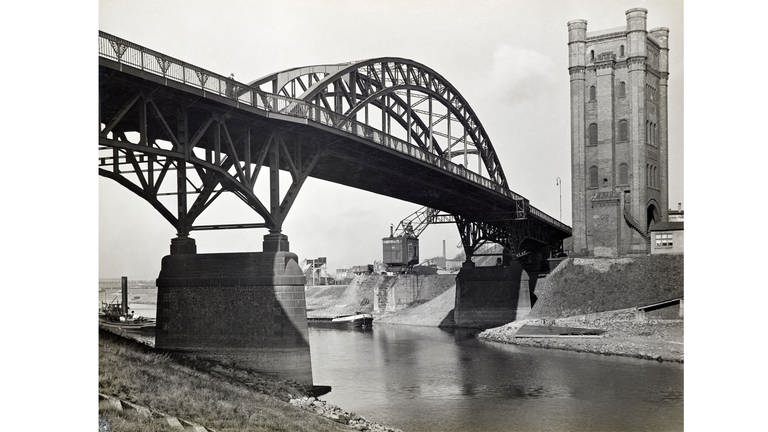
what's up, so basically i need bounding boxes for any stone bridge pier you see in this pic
[155,233,313,385]
[453,260,544,329]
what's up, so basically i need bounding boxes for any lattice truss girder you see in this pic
[259,59,509,190]
[454,214,562,261]
[98,91,322,235]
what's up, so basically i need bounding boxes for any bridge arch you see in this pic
[258,58,509,189]
[247,63,350,97]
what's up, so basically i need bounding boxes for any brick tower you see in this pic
[567,8,669,256]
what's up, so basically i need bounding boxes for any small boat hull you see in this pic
[307,313,373,330]
[99,316,156,334]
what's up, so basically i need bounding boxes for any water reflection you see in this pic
[310,324,682,432]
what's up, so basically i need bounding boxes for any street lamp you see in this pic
[556,177,562,221]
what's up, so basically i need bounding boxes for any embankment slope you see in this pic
[305,274,456,320]
[529,255,683,318]
[304,276,376,318]
[375,286,456,326]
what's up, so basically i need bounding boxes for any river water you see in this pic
[310,325,683,432]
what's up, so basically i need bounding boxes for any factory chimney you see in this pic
[442,240,446,260]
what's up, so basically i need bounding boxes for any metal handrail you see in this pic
[99,31,570,233]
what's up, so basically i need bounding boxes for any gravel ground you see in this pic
[289,396,403,432]
[479,308,684,363]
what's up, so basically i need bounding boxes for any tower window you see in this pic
[590,50,595,62]
[589,85,596,102]
[646,164,650,186]
[589,166,598,188]
[588,123,598,146]
[646,121,651,144]
[618,119,628,142]
[618,81,626,98]
[620,45,625,57]
[618,163,629,185]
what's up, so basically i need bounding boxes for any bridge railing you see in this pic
[527,205,571,233]
[99,31,569,233]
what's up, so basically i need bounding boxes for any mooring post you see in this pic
[121,276,128,316]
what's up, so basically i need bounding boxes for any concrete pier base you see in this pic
[454,261,535,329]
[155,248,313,385]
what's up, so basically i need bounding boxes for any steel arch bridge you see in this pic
[98,31,570,263]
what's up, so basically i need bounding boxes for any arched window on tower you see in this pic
[589,166,598,188]
[653,166,658,188]
[618,163,629,185]
[619,81,626,98]
[589,85,596,102]
[590,50,595,62]
[650,165,654,187]
[620,45,625,57]
[618,119,628,142]
[588,123,598,146]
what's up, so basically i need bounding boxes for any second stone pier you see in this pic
[453,261,537,329]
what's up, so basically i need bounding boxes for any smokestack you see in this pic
[121,276,128,316]
[442,240,446,260]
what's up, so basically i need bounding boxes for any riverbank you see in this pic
[476,255,684,362]
[98,330,402,432]
[479,308,684,362]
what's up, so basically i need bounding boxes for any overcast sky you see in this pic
[99,0,683,279]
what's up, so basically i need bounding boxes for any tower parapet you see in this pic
[625,8,648,59]
[649,27,670,73]
[568,19,588,70]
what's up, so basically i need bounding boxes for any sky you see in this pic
[98,0,683,279]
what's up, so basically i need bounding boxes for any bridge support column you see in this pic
[169,236,197,255]
[155,236,313,385]
[263,232,290,252]
[453,261,534,329]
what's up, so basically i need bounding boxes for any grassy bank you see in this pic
[98,330,351,432]
[530,255,684,318]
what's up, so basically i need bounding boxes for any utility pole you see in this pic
[556,177,562,221]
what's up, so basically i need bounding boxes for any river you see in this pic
[310,325,683,432]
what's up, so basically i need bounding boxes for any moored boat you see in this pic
[307,312,373,330]
[99,276,155,333]
[99,301,155,332]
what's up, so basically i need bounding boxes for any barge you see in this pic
[307,312,373,330]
